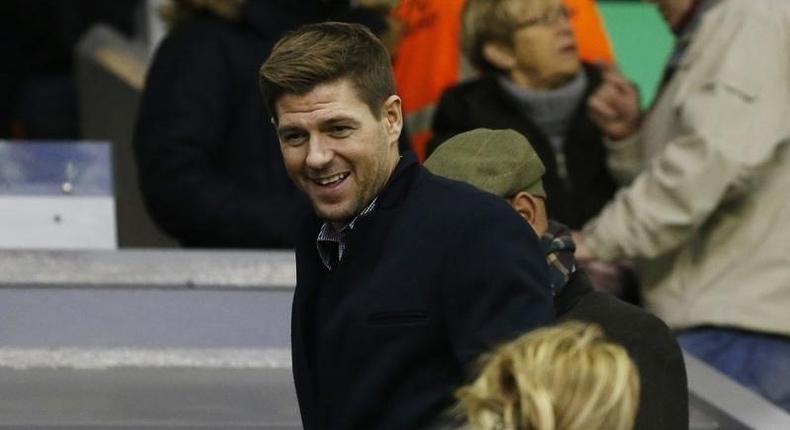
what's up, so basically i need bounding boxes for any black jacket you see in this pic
[556,271,689,430]
[291,153,555,429]
[428,66,617,229]
[133,1,318,247]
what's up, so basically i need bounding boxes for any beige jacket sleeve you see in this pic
[583,3,790,262]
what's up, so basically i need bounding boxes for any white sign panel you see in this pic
[0,141,116,249]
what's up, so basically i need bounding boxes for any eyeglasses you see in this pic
[513,6,573,29]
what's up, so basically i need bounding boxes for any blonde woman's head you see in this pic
[456,321,640,430]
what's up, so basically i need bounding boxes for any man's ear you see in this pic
[482,42,516,71]
[381,95,403,142]
[510,191,540,227]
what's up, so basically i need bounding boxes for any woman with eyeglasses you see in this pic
[428,0,620,233]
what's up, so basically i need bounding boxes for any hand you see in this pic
[580,260,625,295]
[571,231,595,262]
[587,64,641,141]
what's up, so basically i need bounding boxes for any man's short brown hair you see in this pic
[259,21,396,122]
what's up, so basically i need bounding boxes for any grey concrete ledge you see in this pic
[0,348,291,370]
[0,249,296,290]
[0,366,300,428]
[685,352,790,430]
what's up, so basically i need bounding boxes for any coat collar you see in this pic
[290,150,419,423]
[376,151,421,210]
[553,270,594,316]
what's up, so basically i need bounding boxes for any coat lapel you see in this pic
[343,153,420,267]
[291,216,324,427]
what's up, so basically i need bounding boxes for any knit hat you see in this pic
[424,128,546,198]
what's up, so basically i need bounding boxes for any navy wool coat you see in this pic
[291,153,555,429]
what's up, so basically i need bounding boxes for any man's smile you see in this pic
[310,172,350,187]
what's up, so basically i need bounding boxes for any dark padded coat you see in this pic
[291,153,555,429]
[556,270,689,430]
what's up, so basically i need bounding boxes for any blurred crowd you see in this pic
[0,0,140,139]
[3,0,790,427]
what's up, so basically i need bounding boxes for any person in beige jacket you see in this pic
[576,0,790,411]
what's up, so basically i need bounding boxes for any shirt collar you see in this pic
[312,151,417,270]
[315,197,378,271]
[540,220,577,296]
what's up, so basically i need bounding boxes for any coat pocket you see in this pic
[367,310,428,327]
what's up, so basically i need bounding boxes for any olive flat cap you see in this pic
[424,128,546,198]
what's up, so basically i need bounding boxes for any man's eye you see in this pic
[282,133,307,146]
[329,126,353,137]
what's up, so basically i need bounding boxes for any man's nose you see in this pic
[305,136,333,170]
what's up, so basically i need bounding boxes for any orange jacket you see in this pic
[565,0,615,64]
[391,0,466,160]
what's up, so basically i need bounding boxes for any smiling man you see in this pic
[259,22,554,430]
[274,77,400,229]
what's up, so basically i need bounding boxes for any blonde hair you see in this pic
[462,0,554,71]
[456,321,640,430]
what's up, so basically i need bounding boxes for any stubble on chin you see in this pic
[311,199,357,227]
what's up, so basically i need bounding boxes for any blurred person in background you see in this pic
[133,0,403,248]
[427,0,618,230]
[0,0,140,140]
[390,0,614,161]
[456,321,640,430]
[577,0,790,411]
[427,0,630,296]
[425,128,687,430]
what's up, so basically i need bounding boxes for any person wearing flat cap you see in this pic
[425,128,689,430]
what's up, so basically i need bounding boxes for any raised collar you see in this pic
[376,151,420,210]
[554,270,594,316]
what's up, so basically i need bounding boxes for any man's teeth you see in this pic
[316,173,348,185]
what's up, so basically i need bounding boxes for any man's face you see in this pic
[647,0,694,28]
[509,0,581,89]
[275,78,402,226]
